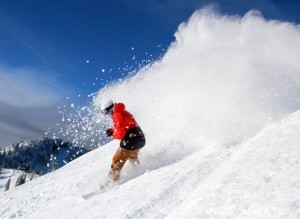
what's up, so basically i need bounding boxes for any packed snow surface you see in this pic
[1,8,300,219]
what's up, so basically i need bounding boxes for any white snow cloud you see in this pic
[95,7,300,156]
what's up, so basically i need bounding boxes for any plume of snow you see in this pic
[94,8,300,158]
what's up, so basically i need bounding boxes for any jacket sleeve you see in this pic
[111,112,127,140]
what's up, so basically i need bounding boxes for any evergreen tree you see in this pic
[50,154,58,172]
[4,178,11,192]
[15,173,26,187]
[30,172,35,181]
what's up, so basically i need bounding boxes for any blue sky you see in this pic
[0,0,300,147]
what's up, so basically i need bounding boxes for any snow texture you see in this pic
[0,110,299,218]
[0,169,38,191]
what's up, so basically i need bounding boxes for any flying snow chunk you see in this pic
[86,60,90,63]
[102,69,105,73]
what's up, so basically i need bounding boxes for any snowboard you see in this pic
[82,180,115,200]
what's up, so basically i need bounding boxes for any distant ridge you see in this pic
[0,137,90,175]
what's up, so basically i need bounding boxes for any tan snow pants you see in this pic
[108,147,139,181]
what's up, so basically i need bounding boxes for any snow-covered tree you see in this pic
[15,173,26,187]
[30,172,35,181]
[4,178,11,192]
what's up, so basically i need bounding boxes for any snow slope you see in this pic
[1,8,300,219]
[0,169,38,191]
[0,110,299,219]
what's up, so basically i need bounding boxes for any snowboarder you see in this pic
[101,99,146,181]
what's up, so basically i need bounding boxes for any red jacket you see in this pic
[109,103,138,140]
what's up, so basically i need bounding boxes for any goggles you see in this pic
[101,109,110,115]
[101,104,114,115]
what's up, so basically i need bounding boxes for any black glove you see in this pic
[106,129,113,137]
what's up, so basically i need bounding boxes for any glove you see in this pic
[106,129,113,137]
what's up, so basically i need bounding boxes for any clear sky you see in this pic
[1,0,300,147]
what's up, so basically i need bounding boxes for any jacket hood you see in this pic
[114,103,125,112]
